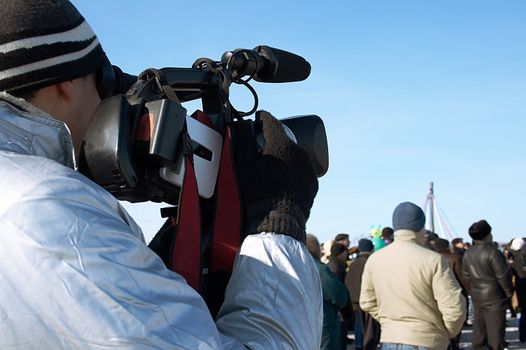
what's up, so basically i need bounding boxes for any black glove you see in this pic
[233,111,318,243]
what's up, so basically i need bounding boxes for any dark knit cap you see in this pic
[469,220,492,240]
[392,202,426,232]
[0,0,107,93]
[382,227,394,238]
[334,233,349,242]
[330,243,347,257]
[358,238,374,252]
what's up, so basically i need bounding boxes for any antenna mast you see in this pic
[423,182,456,240]
[427,182,435,233]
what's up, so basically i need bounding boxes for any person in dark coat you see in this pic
[432,238,471,293]
[328,242,348,281]
[451,238,466,257]
[462,220,513,350]
[307,234,349,350]
[345,238,380,350]
[509,237,526,342]
[433,238,470,350]
[327,242,351,349]
[450,237,472,322]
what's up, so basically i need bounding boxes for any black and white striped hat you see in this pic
[0,0,106,93]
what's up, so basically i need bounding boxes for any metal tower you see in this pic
[422,182,456,240]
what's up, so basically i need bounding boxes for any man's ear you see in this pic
[55,80,75,101]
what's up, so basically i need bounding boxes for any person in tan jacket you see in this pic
[360,202,466,350]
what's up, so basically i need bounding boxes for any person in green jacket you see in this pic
[307,234,350,350]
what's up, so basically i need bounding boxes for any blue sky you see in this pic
[73,1,526,245]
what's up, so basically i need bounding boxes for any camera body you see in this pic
[82,47,328,205]
[79,46,329,312]
[80,94,224,201]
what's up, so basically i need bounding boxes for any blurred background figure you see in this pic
[328,243,349,282]
[321,239,334,264]
[328,240,352,349]
[370,226,386,251]
[381,227,394,245]
[345,238,380,350]
[419,229,439,250]
[432,238,470,350]
[307,234,349,350]
[335,233,351,249]
[348,245,360,261]
[451,238,466,257]
[509,237,526,342]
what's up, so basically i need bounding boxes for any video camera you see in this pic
[79,45,329,314]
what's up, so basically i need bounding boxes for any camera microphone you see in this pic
[99,45,311,101]
[253,45,311,83]
[222,45,311,83]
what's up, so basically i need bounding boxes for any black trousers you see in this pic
[448,294,469,350]
[472,307,506,350]
[361,311,381,350]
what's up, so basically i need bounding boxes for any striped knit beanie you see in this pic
[0,0,106,94]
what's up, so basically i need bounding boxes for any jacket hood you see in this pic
[0,92,75,168]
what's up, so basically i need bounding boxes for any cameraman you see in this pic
[0,1,322,349]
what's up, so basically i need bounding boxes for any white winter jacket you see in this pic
[0,94,322,349]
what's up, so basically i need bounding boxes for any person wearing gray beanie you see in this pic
[358,238,374,252]
[392,201,426,232]
[359,201,465,349]
[0,1,323,348]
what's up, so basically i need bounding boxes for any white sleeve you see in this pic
[216,233,323,350]
[0,166,224,349]
[1,159,322,349]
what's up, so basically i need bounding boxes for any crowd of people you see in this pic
[308,202,525,350]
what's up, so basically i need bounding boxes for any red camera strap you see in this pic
[169,139,201,291]
[211,126,241,273]
[168,111,242,293]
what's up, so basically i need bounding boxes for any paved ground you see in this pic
[459,316,523,349]
[346,314,525,349]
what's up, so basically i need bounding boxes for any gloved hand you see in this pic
[233,111,318,243]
